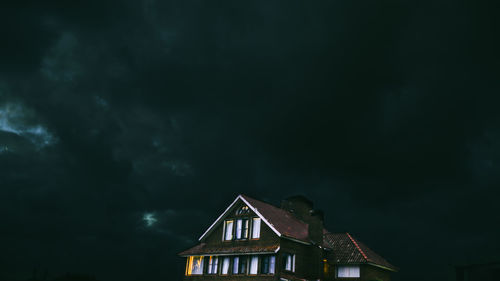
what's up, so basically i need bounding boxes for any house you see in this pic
[178,194,397,281]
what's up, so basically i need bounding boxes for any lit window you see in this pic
[223,220,233,241]
[185,256,204,275]
[221,257,230,275]
[236,219,249,239]
[207,256,219,274]
[249,255,259,275]
[261,255,276,274]
[232,257,239,274]
[337,266,360,278]
[236,205,249,215]
[283,253,295,272]
[251,217,261,239]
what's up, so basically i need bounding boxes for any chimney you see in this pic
[281,195,324,245]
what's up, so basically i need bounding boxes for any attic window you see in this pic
[251,217,261,239]
[236,205,249,215]
[235,218,249,239]
[223,220,234,241]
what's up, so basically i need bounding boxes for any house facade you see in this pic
[179,195,397,281]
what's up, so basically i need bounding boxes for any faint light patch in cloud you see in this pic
[94,96,109,110]
[162,160,192,176]
[138,209,196,245]
[0,103,57,149]
[142,212,158,227]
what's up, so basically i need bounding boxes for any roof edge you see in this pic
[198,194,282,241]
[346,232,369,262]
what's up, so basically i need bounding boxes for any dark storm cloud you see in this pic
[1,1,499,281]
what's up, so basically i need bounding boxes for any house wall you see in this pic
[183,201,281,281]
[331,264,392,281]
[278,237,321,280]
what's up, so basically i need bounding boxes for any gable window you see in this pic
[249,255,259,275]
[235,219,249,239]
[251,217,261,239]
[283,253,295,272]
[185,256,204,275]
[221,257,230,275]
[236,205,249,215]
[223,220,233,241]
[337,266,360,278]
[260,255,276,274]
[207,256,219,274]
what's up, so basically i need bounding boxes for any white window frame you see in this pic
[207,256,219,274]
[249,255,259,275]
[251,217,261,239]
[337,265,360,278]
[221,257,230,275]
[235,218,249,240]
[223,220,233,241]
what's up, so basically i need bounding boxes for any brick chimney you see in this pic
[281,195,324,245]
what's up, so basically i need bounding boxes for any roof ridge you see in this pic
[241,194,311,225]
[346,232,369,262]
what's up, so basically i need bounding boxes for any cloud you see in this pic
[0,103,57,149]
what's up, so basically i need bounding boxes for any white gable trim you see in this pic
[198,195,281,241]
[239,195,281,237]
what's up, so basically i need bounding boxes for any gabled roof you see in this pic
[241,195,309,242]
[323,232,398,272]
[199,194,310,243]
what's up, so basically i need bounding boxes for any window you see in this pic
[283,253,295,272]
[233,256,247,274]
[235,219,249,239]
[261,255,276,274]
[207,256,219,274]
[337,266,360,278]
[223,220,233,241]
[251,217,261,239]
[185,256,204,275]
[221,257,230,275]
[236,205,249,215]
[232,257,239,274]
[249,255,259,275]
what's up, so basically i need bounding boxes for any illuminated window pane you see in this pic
[224,220,233,241]
[249,256,258,274]
[284,253,295,272]
[337,266,360,278]
[252,217,261,239]
[221,257,230,275]
[186,256,204,275]
[233,257,239,274]
[207,256,219,274]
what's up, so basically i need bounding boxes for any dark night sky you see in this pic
[1,1,499,281]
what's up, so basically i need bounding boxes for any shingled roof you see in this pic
[323,232,398,271]
[198,194,310,243]
[179,243,279,256]
[240,195,309,242]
